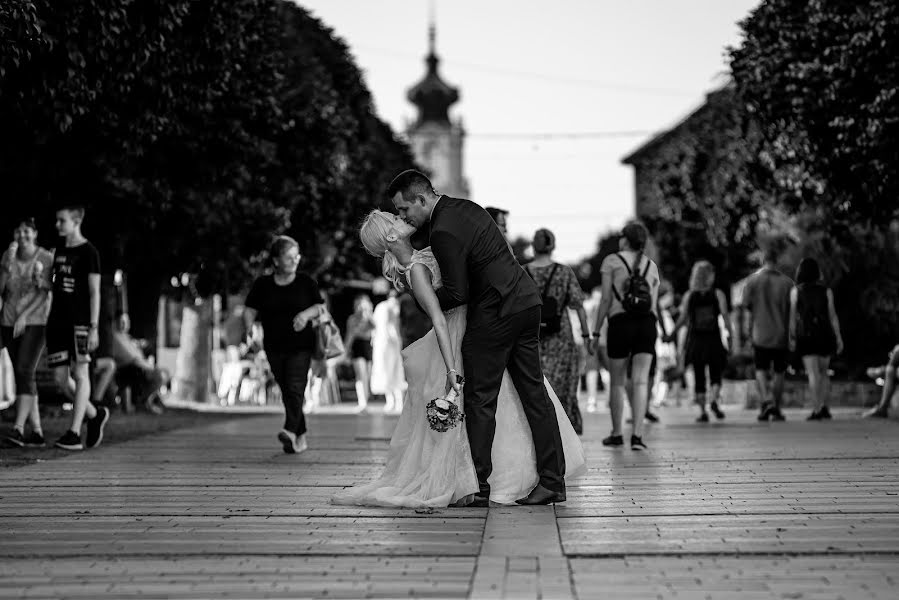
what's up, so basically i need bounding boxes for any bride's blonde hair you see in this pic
[360,210,407,291]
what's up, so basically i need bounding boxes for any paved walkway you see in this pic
[2,405,898,599]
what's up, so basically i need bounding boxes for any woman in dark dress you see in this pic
[244,236,324,454]
[668,261,732,422]
[788,258,844,420]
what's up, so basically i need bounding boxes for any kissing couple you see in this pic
[332,170,585,508]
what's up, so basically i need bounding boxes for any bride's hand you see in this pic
[445,369,462,396]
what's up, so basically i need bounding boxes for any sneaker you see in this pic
[24,432,46,447]
[818,406,832,420]
[644,411,660,423]
[85,407,110,449]
[710,402,725,420]
[55,430,83,451]
[757,403,773,421]
[696,412,710,423]
[631,435,647,451]
[602,433,624,447]
[769,407,786,421]
[278,430,297,454]
[294,433,308,453]
[5,429,25,447]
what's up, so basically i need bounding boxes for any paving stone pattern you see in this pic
[1,406,897,598]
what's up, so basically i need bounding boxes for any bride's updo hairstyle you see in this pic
[360,210,406,291]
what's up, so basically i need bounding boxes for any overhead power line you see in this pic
[468,130,653,140]
[356,45,698,97]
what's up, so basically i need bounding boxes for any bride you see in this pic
[331,210,585,507]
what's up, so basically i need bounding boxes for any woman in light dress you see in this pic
[332,211,585,508]
[370,290,406,413]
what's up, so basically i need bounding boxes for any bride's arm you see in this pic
[409,263,460,392]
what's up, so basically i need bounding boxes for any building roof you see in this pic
[621,86,732,165]
[407,26,459,126]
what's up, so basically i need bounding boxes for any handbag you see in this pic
[314,308,345,360]
[528,263,565,336]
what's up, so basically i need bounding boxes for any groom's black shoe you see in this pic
[515,484,566,505]
[467,495,490,508]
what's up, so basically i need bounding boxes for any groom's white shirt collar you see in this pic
[428,195,442,222]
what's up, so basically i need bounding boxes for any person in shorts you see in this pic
[47,204,109,450]
[590,221,660,451]
[741,242,793,421]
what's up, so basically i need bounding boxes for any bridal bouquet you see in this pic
[426,386,464,433]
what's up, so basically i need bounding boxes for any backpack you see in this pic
[613,253,652,315]
[530,263,565,336]
[690,290,720,333]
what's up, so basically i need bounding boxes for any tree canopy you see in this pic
[0,0,414,334]
[729,0,899,370]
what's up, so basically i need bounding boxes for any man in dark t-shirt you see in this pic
[244,273,321,354]
[48,205,109,451]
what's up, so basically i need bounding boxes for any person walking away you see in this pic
[344,294,374,412]
[244,236,324,454]
[47,205,109,450]
[590,221,660,450]
[667,261,732,422]
[526,228,592,435]
[0,218,53,447]
[788,258,844,420]
[581,288,606,412]
[741,244,793,421]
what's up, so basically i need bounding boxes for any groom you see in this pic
[388,170,566,506]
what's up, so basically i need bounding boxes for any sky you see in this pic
[297,0,760,263]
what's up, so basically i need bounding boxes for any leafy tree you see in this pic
[623,88,763,295]
[0,0,413,338]
[730,0,899,370]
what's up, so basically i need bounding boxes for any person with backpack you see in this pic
[589,221,660,450]
[788,258,843,420]
[526,228,591,435]
[666,261,732,422]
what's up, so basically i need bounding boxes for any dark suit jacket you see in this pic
[429,196,541,323]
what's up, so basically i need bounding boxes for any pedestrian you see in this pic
[344,294,374,412]
[526,228,592,435]
[485,206,509,238]
[0,218,53,447]
[244,235,324,454]
[47,205,110,450]
[667,261,732,422]
[742,243,793,421]
[370,289,406,413]
[864,344,899,418]
[590,221,660,450]
[788,258,844,420]
[581,288,605,413]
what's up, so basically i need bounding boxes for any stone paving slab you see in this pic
[1,405,898,598]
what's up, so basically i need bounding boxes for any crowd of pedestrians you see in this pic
[2,201,886,459]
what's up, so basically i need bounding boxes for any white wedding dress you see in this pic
[331,248,586,507]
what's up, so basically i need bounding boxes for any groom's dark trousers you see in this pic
[430,197,566,499]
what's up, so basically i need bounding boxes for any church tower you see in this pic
[406,25,470,198]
